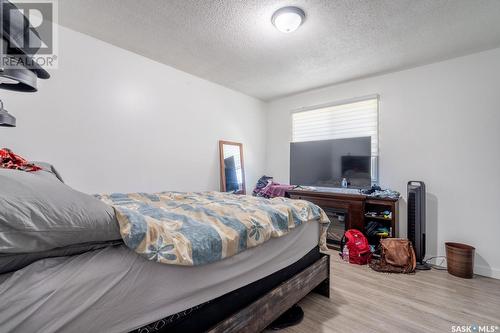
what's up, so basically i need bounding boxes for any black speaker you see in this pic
[407,181,430,270]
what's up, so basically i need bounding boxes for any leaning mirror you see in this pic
[219,140,246,194]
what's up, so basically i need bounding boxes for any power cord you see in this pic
[423,256,447,270]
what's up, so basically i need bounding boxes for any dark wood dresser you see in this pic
[286,189,399,250]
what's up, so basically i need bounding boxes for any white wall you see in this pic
[0,25,267,194]
[266,48,500,279]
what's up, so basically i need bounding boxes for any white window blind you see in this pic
[292,97,379,181]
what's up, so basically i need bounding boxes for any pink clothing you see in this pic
[261,182,295,198]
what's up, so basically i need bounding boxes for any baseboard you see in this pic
[474,265,500,279]
[426,254,500,280]
[431,262,500,279]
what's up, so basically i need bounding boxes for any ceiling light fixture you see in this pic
[0,59,38,92]
[271,6,305,33]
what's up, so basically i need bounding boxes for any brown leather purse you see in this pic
[369,238,416,273]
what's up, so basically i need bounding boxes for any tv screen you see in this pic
[290,137,372,189]
[224,156,240,192]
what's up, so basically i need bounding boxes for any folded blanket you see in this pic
[97,191,330,266]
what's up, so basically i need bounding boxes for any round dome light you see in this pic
[271,7,305,33]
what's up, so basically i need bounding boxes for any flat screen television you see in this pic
[290,137,372,189]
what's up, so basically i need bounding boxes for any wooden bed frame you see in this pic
[133,249,331,333]
[208,253,330,333]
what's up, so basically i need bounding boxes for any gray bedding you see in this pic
[31,161,65,182]
[0,240,123,274]
[0,221,320,333]
[0,168,121,272]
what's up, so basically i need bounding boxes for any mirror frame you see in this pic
[219,140,246,194]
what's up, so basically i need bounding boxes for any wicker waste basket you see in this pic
[445,242,475,279]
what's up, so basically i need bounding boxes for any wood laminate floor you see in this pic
[281,252,500,333]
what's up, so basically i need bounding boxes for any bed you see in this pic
[0,223,329,332]
[0,165,330,333]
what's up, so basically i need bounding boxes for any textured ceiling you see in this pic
[58,0,500,101]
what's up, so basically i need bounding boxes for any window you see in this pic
[291,97,379,183]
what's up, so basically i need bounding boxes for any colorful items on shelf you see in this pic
[365,210,392,219]
[365,220,390,237]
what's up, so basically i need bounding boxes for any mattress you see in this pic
[0,221,320,333]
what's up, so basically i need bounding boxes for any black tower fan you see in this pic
[407,181,430,270]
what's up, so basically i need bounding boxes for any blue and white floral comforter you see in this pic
[97,191,329,266]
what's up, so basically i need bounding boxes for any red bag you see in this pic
[341,229,371,265]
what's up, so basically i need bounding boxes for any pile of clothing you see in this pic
[252,175,295,198]
[0,148,41,172]
[362,185,400,200]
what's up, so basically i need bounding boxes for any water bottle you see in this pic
[341,178,348,188]
[342,246,349,262]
